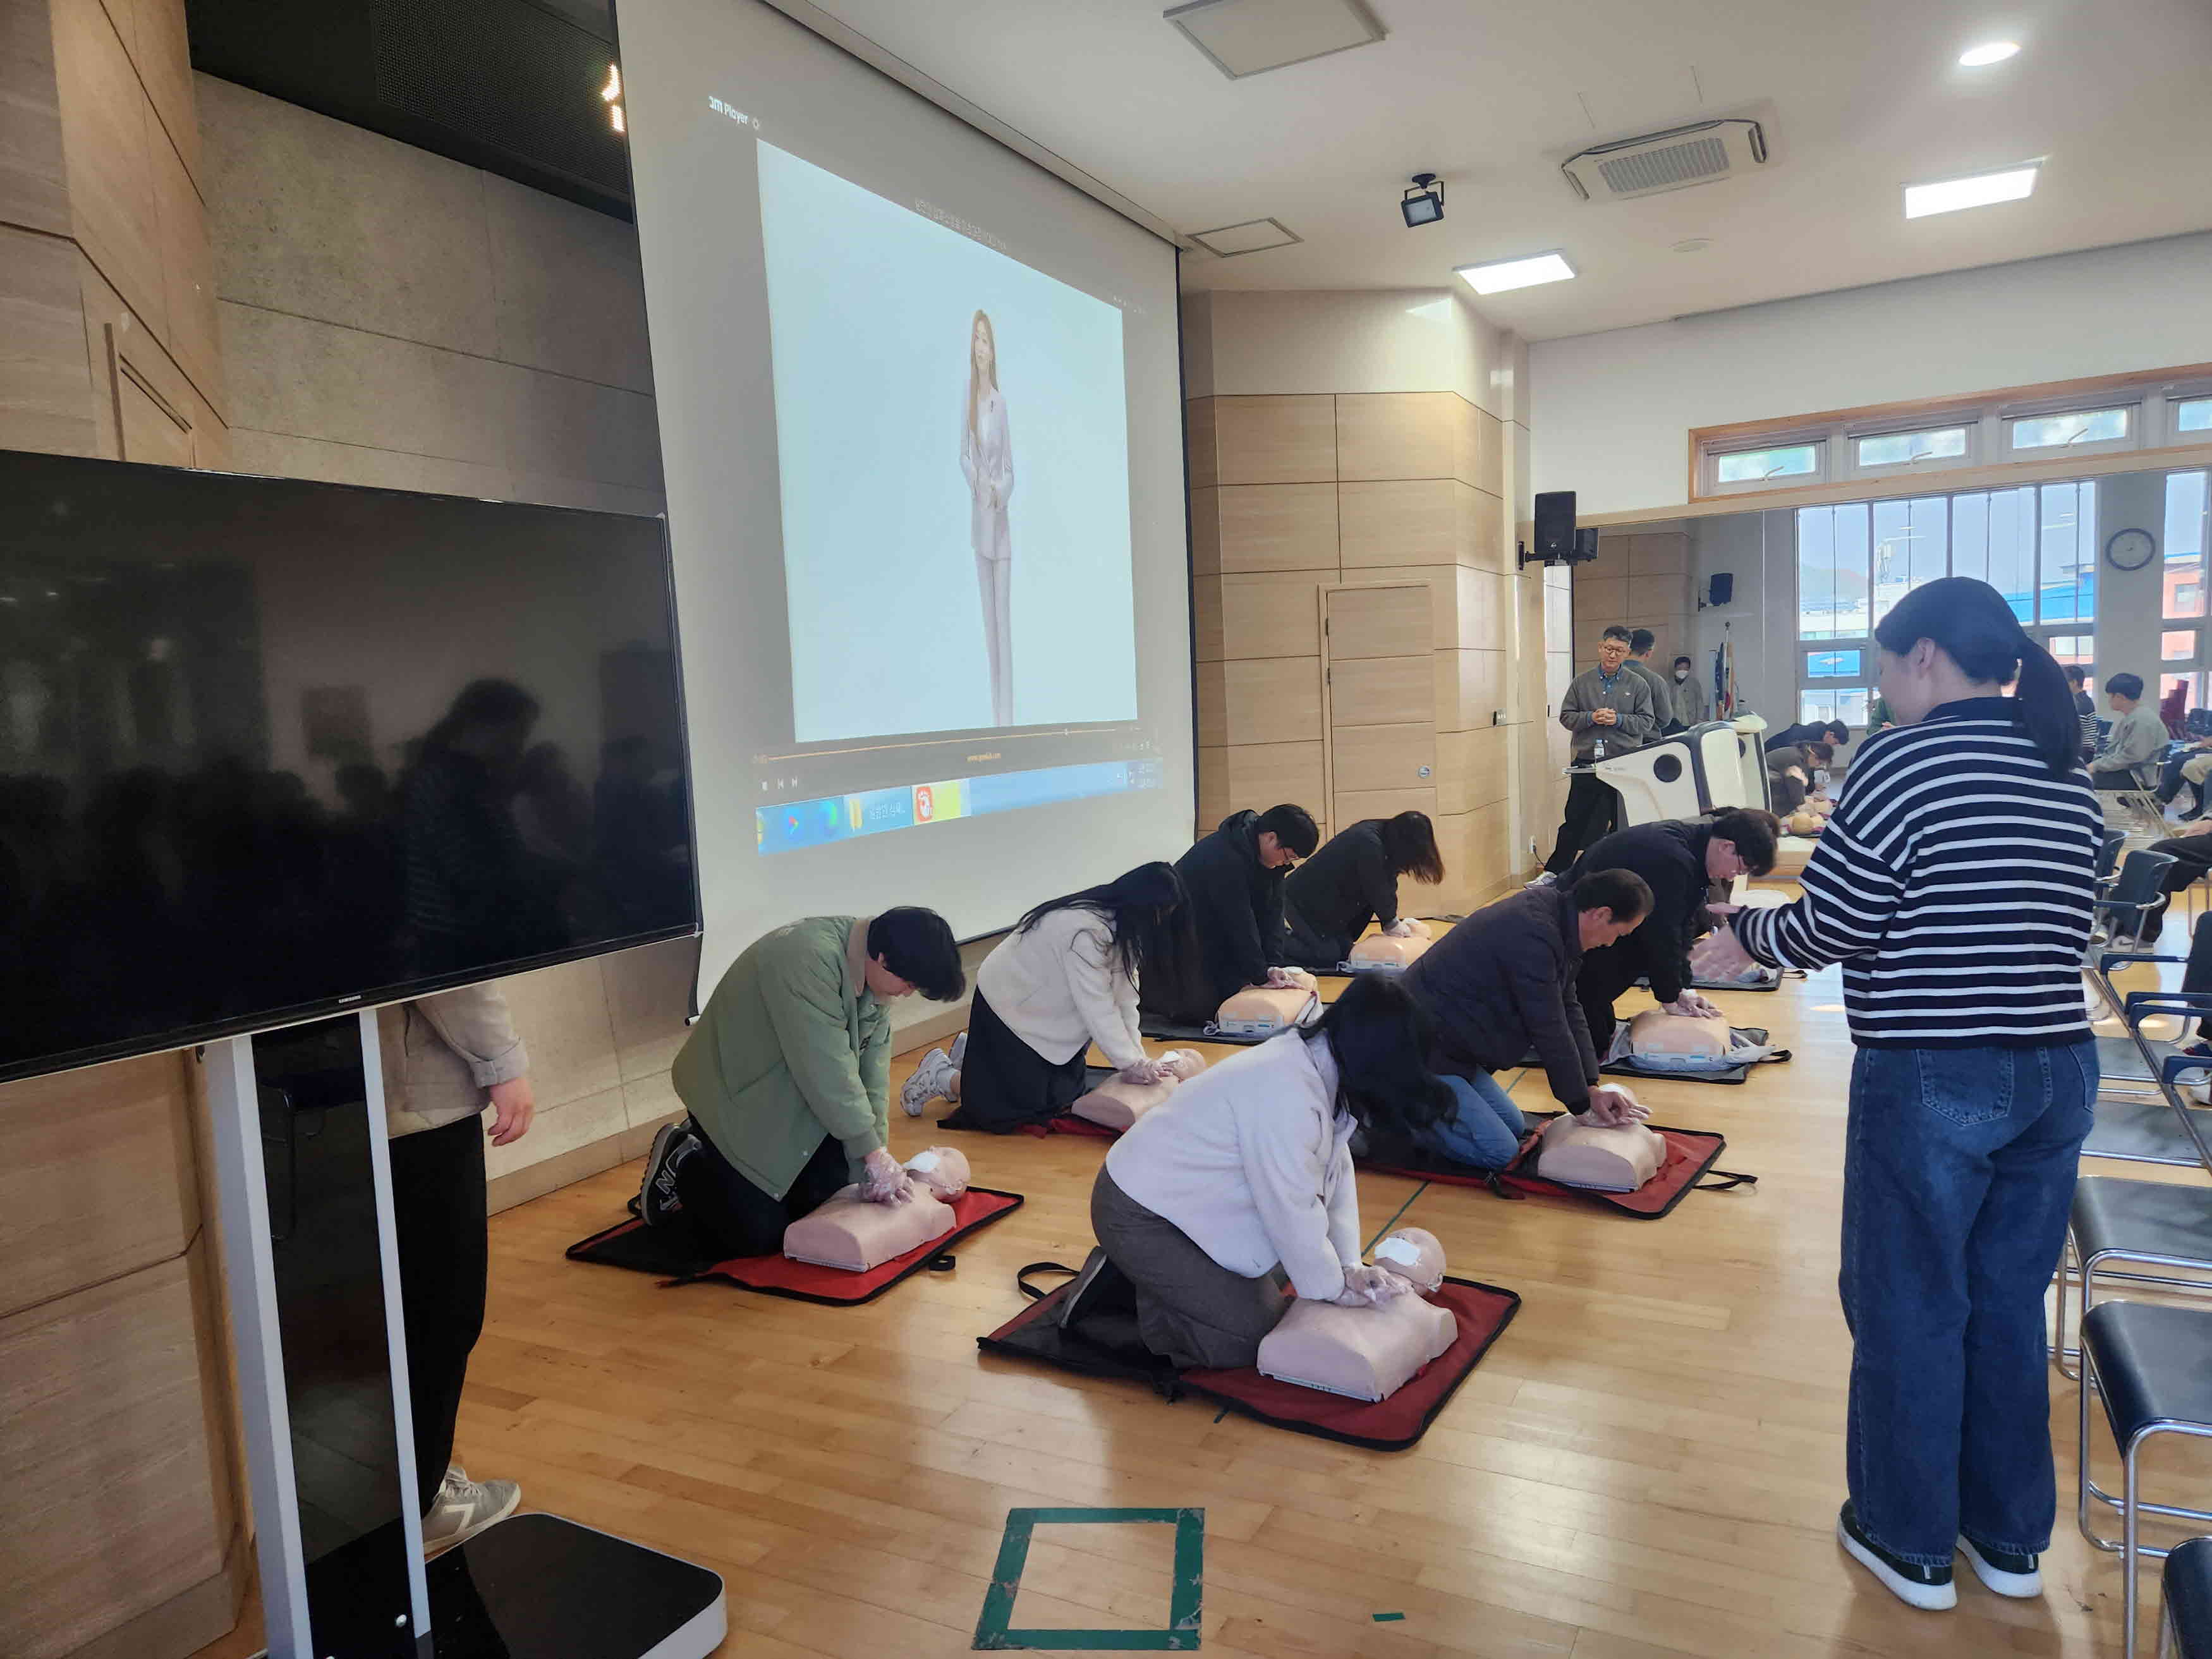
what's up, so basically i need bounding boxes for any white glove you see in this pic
[1383,918,1418,939]
[1263,966,1302,990]
[1158,1049,1206,1081]
[1332,1264,1411,1307]
[1117,1057,1169,1086]
[1666,991,1726,1020]
[1580,1085,1650,1127]
[860,1146,913,1205]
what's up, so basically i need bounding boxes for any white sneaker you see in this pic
[1525,872,1557,890]
[1957,1534,2041,1598]
[901,1047,956,1116]
[422,1466,519,1555]
[951,1030,968,1068]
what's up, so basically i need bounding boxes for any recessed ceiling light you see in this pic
[1904,162,2041,218]
[1957,40,2021,66]
[1671,237,1711,253]
[1456,252,1576,295]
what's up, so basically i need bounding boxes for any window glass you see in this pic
[2169,470,2209,619]
[2043,634,2094,666]
[1717,444,1819,484]
[1869,497,1947,629]
[2038,480,2097,622]
[1796,504,1870,639]
[2010,407,2129,449]
[1800,688,1869,727]
[1806,648,1863,678]
[2178,398,2211,434]
[1856,426,1967,468]
[2165,630,2198,662]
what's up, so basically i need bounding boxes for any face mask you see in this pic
[1673,669,1689,681]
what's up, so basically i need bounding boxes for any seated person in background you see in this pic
[638,909,965,1258]
[2133,817,2212,943]
[1280,810,1446,971]
[2066,665,2098,764]
[1541,628,1660,878]
[1402,868,1653,1169]
[1079,976,1451,1369]
[1669,654,1712,731]
[1764,719,1850,754]
[2091,672,2166,791]
[1563,808,1780,1054]
[2155,727,2212,820]
[1139,804,1318,1024]
[1766,741,1834,817]
[908,863,1191,1131]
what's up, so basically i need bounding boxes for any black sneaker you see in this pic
[1837,1502,1955,1610]
[1057,1247,1137,1332]
[1958,1534,2041,1598]
[637,1121,699,1228]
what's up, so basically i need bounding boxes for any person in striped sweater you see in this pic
[1696,577,2099,1613]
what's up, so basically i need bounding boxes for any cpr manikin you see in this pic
[1534,1113,1665,1193]
[1255,1226,1458,1401]
[1071,1050,1208,1132]
[1213,968,1321,1036]
[1346,918,1433,972]
[961,310,1016,726]
[1622,1008,1731,1061]
[783,1153,971,1270]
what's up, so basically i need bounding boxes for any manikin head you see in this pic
[1371,1226,1446,1294]
[1595,626,1632,674]
[1572,867,1652,950]
[903,1146,970,1202]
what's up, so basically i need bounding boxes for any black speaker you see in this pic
[1710,572,1735,605]
[1574,528,1598,562]
[1534,491,1576,557]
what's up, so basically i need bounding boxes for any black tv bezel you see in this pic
[0,452,705,1088]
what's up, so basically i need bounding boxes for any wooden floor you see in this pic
[203,913,2212,1658]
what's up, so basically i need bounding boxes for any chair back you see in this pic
[2107,849,2180,907]
[2164,684,2191,738]
[2096,827,2127,882]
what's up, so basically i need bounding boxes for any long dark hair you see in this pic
[1017,861,1189,982]
[1874,577,2078,775]
[1378,810,1445,884]
[1303,975,1451,1140]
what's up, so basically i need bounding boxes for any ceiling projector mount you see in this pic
[1402,173,1444,227]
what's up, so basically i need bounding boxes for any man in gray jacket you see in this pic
[1622,629,1674,732]
[1540,626,1658,877]
[380,985,535,1553]
[1668,654,1712,730]
[2091,671,2168,791]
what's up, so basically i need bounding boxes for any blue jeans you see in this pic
[1426,1071,1528,1168]
[1840,1040,2097,1565]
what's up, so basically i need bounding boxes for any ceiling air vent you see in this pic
[1562,117,1767,202]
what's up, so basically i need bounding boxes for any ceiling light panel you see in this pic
[1958,40,2021,66]
[1904,162,2040,218]
[1457,252,1577,295]
[1191,217,1303,256]
[1165,0,1385,80]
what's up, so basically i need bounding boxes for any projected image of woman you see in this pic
[961,310,1015,726]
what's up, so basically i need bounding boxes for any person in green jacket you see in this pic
[637,909,965,1258]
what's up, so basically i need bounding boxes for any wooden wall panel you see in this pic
[1215,482,1338,573]
[122,0,198,186]
[1220,656,1322,745]
[1214,394,1335,485]
[1629,532,1688,574]
[1324,581,1429,659]
[1437,724,1510,815]
[1435,648,1507,733]
[1190,571,1223,663]
[1224,739,1325,817]
[1627,573,1688,617]
[1,0,71,234]
[1574,573,1627,623]
[1330,655,1432,727]
[1453,401,1505,498]
[1218,573,1322,659]
[1339,478,1454,567]
[1186,396,1217,489]
[1455,565,1505,652]
[1189,486,1220,574]
[1328,720,1433,796]
[1194,660,1226,748]
[1333,784,1438,823]
[147,113,217,403]
[0,224,101,455]
[1335,391,1454,482]
[1337,565,1457,650]
[1458,482,1507,572]
[1195,743,1229,832]
[52,0,166,340]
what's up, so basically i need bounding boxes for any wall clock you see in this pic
[2105,527,2156,571]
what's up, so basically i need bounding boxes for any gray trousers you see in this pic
[1090,1167,1288,1369]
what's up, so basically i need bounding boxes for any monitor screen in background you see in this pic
[619,0,1193,1002]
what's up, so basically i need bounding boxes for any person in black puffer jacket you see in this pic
[1139,805,1318,1025]
[1280,811,1446,971]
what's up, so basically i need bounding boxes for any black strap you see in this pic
[927,1252,959,1273]
[1016,1260,1079,1301]
[1482,1170,1526,1202]
[1696,1169,1759,1193]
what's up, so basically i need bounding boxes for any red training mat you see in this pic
[1023,1115,1119,1140]
[1359,1119,1742,1220]
[566,1188,1023,1304]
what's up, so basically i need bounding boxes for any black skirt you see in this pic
[1278,897,1356,973]
[939,987,1091,1134]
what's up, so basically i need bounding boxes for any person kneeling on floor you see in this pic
[1401,868,1654,1169]
[905,862,1193,1131]
[638,909,966,1258]
[1139,803,1318,1025]
[1279,810,1447,972]
[1563,807,1780,1055]
[1064,976,1451,1370]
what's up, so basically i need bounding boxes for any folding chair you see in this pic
[2159,1533,2212,1658]
[2100,852,2182,953]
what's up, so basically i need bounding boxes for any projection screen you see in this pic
[617,0,1193,1003]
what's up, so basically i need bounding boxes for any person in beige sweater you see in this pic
[379,984,534,1553]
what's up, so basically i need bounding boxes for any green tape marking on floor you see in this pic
[1371,1612,1406,1622]
[1364,1181,1431,1253]
[973,1506,1205,1651]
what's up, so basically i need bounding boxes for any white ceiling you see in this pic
[787,0,2212,341]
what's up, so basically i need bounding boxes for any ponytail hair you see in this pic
[1873,576,2079,776]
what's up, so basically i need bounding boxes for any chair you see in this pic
[2103,828,2134,885]
[2159,1533,2212,1658]
[2103,853,2184,951]
[2165,685,2191,739]
[2079,1301,2212,1656]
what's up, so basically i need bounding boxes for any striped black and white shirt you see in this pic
[1735,697,2098,1048]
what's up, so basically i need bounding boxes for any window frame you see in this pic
[2002,401,2137,460]
[1703,434,1829,497]
[1849,420,1976,479]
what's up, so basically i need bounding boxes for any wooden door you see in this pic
[1323,583,1437,837]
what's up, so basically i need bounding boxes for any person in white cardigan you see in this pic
[1063,976,1454,1369]
[907,862,1191,1132]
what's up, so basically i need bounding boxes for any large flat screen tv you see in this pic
[0,450,698,1084]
